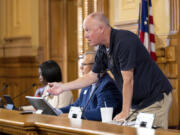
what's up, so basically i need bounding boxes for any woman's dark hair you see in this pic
[39,60,62,82]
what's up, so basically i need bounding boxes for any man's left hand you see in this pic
[113,111,129,122]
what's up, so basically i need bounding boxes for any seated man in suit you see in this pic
[59,51,122,121]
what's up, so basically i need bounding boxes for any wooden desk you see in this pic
[0,109,37,135]
[33,114,180,135]
[0,109,180,135]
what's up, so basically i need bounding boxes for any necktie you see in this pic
[89,83,96,100]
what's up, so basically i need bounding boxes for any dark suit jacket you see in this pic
[60,73,122,121]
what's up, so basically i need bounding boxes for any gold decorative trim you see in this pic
[114,19,138,33]
[114,19,138,26]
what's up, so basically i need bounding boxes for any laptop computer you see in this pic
[25,96,61,116]
[3,95,17,110]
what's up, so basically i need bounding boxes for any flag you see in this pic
[138,0,157,61]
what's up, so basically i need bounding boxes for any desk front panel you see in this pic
[0,109,180,135]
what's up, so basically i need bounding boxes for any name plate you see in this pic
[135,112,155,129]
[68,106,82,119]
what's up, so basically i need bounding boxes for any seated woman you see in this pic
[22,60,73,110]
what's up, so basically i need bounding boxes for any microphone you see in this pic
[0,83,8,108]
[3,84,36,110]
[0,83,8,93]
[12,83,36,100]
[118,99,147,126]
[81,74,101,120]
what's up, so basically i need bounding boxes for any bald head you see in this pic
[87,12,110,27]
[83,12,111,47]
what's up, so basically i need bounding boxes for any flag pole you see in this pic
[138,1,142,37]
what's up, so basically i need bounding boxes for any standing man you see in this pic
[48,12,172,129]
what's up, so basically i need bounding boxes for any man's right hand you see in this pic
[47,82,64,95]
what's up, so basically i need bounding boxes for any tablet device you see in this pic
[25,96,61,116]
[3,95,16,110]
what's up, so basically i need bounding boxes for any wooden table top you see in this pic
[0,109,180,135]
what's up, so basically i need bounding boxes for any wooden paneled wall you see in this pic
[165,36,180,128]
[0,0,39,57]
[0,57,39,107]
[0,0,79,104]
[0,0,40,107]
[39,0,79,100]
[156,0,180,128]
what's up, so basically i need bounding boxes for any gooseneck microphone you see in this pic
[81,73,101,120]
[12,83,36,100]
[81,84,99,120]
[0,83,8,108]
[3,84,36,110]
[0,83,8,93]
[119,99,148,126]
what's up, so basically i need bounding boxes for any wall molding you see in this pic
[114,19,138,33]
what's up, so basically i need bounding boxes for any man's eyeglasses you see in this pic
[81,63,94,66]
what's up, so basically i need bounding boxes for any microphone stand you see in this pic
[81,85,98,120]
[0,83,8,108]
[9,83,36,110]
[12,83,36,101]
[81,74,101,120]
[0,83,8,92]
[120,100,146,126]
